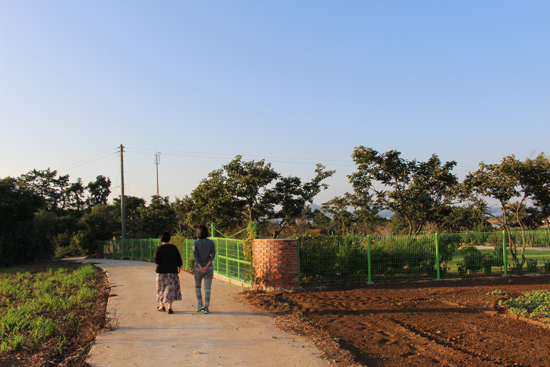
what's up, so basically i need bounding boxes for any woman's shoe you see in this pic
[168,309,174,314]
[196,304,205,312]
[203,307,209,314]
[157,306,166,312]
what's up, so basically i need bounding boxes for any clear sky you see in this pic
[1,1,549,206]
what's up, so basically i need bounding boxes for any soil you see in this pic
[239,274,550,367]
[0,261,110,367]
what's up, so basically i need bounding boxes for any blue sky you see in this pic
[1,1,549,206]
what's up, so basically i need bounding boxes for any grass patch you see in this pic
[0,261,109,366]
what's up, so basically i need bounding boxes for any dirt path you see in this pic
[240,275,550,367]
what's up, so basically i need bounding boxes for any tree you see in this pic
[522,153,550,233]
[61,178,85,212]
[311,209,334,234]
[186,168,240,228]
[112,195,146,238]
[223,155,280,223]
[439,204,491,233]
[184,157,334,238]
[461,154,549,268]
[135,196,176,238]
[86,175,112,209]
[80,204,118,242]
[265,164,335,238]
[321,194,355,235]
[349,147,458,235]
[186,156,280,228]
[18,168,68,212]
[0,177,44,266]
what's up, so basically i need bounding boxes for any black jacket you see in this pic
[153,244,183,273]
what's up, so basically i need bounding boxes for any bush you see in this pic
[459,246,483,273]
[527,259,538,273]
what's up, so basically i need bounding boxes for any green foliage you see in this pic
[459,246,483,273]
[526,258,538,273]
[349,147,459,236]
[0,263,99,353]
[298,233,459,285]
[499,290,550,323]
[266,164,335,238]
[185,156,334,239]
[462,153,550,268]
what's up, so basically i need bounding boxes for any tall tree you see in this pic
[349,147,458,235]
[112,195,146,238]
[265,164,335,238]
[461,154,549,268]
[0,177,44,265]
[18,169,68,212]
[135,196,176,238]
[86,175,112,209]
[522,153,550,233]
[224,155,280,223]
[186,156,279,228]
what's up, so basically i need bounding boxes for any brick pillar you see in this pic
[252,239,300,291]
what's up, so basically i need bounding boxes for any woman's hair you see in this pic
[197,225,209,239]
[160,231,171,243]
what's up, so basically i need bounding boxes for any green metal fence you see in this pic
[298,230,550,286]
[99,236,252,285]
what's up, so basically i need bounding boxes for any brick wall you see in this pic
[252,239,300,291]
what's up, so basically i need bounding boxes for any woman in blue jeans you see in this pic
[193,225,216,314]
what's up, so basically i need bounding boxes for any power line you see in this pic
[124,146,355,166]
[58,148,119,172]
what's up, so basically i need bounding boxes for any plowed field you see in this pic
[240,275,550,367]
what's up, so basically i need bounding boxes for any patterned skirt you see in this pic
[156,273,182,303]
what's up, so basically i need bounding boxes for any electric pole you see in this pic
[120,144,126,239]
[154,151,161,197]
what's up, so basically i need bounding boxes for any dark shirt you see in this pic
[153,243,183,273]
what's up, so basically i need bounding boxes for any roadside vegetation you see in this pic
[1,148,548,269]
[0,261,109,366]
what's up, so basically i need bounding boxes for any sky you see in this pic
[1,1,549,206]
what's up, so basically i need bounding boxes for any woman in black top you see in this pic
[153,231,183,314]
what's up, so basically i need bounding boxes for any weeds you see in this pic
[498,290,550,323]
[0,262,103,355]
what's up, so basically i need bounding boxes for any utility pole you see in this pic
[120,144,126,239]
[154,151,161,196]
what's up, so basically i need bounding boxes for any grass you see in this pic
[0,261,109,365]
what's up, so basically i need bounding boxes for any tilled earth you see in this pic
[239,274,550,367]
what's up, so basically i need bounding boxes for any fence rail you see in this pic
[99,236,252,286]
[99,229,550,288]
[298,230,550,286]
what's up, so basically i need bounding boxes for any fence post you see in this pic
[502,230,508,276]
[226,239,229,278]
[185,238,189,268]
[211,222,216,237]
[367,235,372,284]
[149,238,152,261]
[237,239,241,281]
[435,233,440,280]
